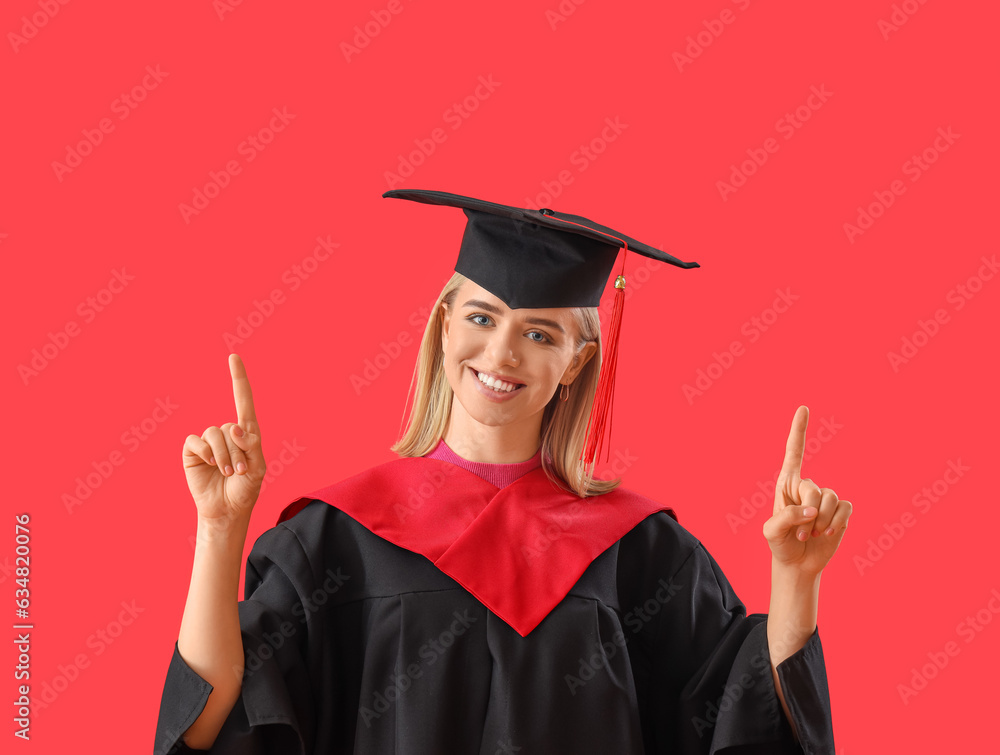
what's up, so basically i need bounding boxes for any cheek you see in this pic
[550,350,576,379]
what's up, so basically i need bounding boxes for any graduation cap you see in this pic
[382,188,700,466]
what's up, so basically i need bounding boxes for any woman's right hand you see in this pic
[182,353,267,526]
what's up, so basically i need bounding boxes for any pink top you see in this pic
[425,438,543,489]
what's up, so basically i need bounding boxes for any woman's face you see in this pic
[440,280,597,429]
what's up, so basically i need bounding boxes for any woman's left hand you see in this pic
[763,405,853,577]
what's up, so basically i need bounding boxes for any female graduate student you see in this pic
[154,189,851,754]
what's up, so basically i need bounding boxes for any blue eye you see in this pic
[466,314,550,344]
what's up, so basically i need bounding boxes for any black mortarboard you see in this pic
[382,188,700,466]
[382,188,699,308]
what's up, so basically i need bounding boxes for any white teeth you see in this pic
[477,371,520,393]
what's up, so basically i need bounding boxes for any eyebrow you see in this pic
[461,299,566,335]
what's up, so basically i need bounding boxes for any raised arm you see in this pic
[176,354,267,749]
[763,405,853,737]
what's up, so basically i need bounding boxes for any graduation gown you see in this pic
[154,456,835,754]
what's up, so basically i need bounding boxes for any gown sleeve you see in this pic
[634,517,835,754]
[153,519,320,755]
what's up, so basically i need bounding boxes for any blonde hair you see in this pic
[390,271,622,497]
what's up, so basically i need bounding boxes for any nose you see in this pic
[485,323,520,366]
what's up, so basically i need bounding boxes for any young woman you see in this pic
[155,190,850,754]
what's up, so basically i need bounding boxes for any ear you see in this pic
[561,341,598,385]
[440,301,451,353]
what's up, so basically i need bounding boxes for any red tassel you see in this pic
[582,251,628,467]
[530,212,631,469]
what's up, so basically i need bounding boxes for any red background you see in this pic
[3,0,997,751]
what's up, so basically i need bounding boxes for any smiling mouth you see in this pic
[469,367,525,393]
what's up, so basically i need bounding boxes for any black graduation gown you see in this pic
[154,458,835,754]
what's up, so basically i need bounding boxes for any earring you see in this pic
[559,383,569,402]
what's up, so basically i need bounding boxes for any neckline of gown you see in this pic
[424,437,543,488]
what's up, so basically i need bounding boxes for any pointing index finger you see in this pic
[779,405,809,481]
[229,353,257,429]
